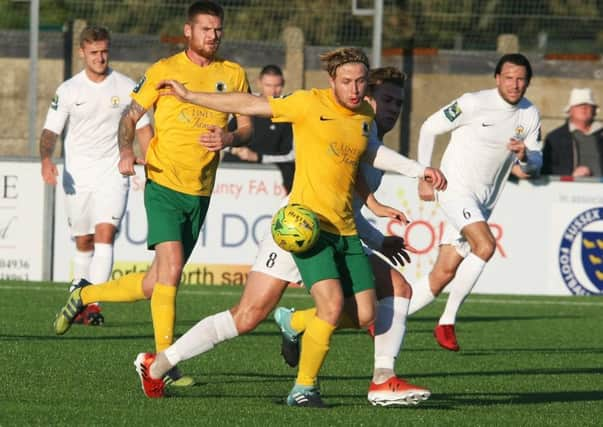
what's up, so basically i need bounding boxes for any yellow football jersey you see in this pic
[132,52,249,196]
[269,88,374,235]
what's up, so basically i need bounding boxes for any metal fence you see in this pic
[2,0,603,54]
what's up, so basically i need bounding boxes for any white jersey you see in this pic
[43,68,151,192]
[418,88,542,211]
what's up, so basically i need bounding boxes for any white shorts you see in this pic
[65,179,129,237]
[251,231,301,283]
[438,197,491,258]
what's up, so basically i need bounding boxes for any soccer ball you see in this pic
[271,204,320,253]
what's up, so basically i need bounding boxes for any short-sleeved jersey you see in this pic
[43,69,151,191]
[418,88,542,210]
[132,52,249,196]
[269,89,374,236]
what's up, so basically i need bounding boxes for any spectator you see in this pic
[222,65,295,193]
[542,88,603,176]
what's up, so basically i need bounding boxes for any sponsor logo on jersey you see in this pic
[50,94,59,110]
[216,81,227,92]
[443,101,461,122]
[111,96,120,107]
[319,116,334,121]
[133,76,146,93]
[558,207,603,295]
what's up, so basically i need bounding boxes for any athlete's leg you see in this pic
[438,221,494,325]
[89,223,117,283]
[148,272,289,378]
[73,234,94,281]
[408,244,463,315]
[371,255,410,383]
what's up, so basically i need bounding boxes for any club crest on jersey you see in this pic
[215,81,227,92]
[362,122,370,136]
[133,76,146,93]
[514,125,525,139]
[50,94,59,110]
[443,101,462,122]
[111,96,120,108]
[558,207,603,295]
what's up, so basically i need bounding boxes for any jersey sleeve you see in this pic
[130,62,162,110]
[519,106,544,175]
[417,93,475,166]
[42,82,71,135]
[268,91,311,124]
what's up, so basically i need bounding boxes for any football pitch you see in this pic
[1,280,601,426]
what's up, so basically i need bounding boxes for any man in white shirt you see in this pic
[40,26,153,325]
[410,53,543,351]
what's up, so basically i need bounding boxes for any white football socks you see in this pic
[373,296,409,383]
[73,249,92,282]
[89,243,114,284]
[161,310,239,372]
[408,275,436,315]
[438,253,486,325]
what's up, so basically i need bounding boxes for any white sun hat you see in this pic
[564,88,598,114]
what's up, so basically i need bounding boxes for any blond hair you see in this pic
[320,47,369,78]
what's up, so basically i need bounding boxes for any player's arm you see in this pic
[509,114,543,177]
[118,100,148,176]
[417,98,466,200]
[135,124,154,159]
[355,172,409,223]
[39,129,59,185]
[157,79,273,117]
[200,114,254,152]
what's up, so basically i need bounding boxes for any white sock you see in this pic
[89,243,114,284]
[438,253,486,325]
[73,249,92,282]
[163,310,239,367]
[373,296,409,383]
[408,275,436,315]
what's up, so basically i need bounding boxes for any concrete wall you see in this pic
[2,54,603,166]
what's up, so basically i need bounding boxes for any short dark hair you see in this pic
[188,1,224,22]
[259,64,284,78]
[367,67,405,96]
[494,53,533,83]
[79,26,110,47]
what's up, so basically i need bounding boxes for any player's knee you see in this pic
[391,273,412,299]
[472,240,495,261]
[231,305,264,334]
[430,268,455,292]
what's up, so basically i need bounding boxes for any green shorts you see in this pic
[292,231,374,297]
[144,180,210,260]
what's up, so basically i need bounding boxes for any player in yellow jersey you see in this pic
[133,47,387,406]
[52,1,252,387]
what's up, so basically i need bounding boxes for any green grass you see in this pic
[1,280,602,426]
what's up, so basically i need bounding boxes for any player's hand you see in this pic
[232,146,259,162]
[423,167,447,191]
[118,149,144,176]
[507,138,526,162]
[41,159,58,186]
[573,165,592,177]
[380,236,412,266]
[156,79,191,102]
[370,203,410,224]
[418,178,435,201]
[200,126,232,151]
